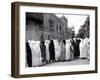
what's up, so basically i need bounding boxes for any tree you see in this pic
[76,16,90,39]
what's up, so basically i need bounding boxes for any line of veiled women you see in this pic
[26,38,90,67]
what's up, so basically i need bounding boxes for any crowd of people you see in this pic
[26,37,90,67]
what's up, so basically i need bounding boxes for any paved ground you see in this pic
[41,59,89,67]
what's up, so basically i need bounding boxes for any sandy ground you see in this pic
[41,58,89,67]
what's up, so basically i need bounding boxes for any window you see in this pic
[56,25,59,32]
[49,19,54,31]
[59,26,62,32]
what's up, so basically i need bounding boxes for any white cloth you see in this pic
[80,39,85,58]
[84,38,89,59]
[54,40,61,61]
[45,40,50,61]
[85,38,90,60]
[28,40,42,66]
[80,38,89,58]
[65,40,71,60]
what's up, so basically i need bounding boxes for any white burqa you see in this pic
[53,40,61,61]
[65,40,71,60]
[28,40,42,66]
[80,39,88,58]
[45,40,50,62]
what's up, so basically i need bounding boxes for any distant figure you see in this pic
[49,40,55,62]
[40,41,46,64]
[26,42,32,67]
[59,40,66,61]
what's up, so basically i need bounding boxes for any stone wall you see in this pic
[26,13,70,41]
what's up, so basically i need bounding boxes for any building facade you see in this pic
[26,12,72,41]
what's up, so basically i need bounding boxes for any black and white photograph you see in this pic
[26,13,90,67]
[11,2,97,78]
